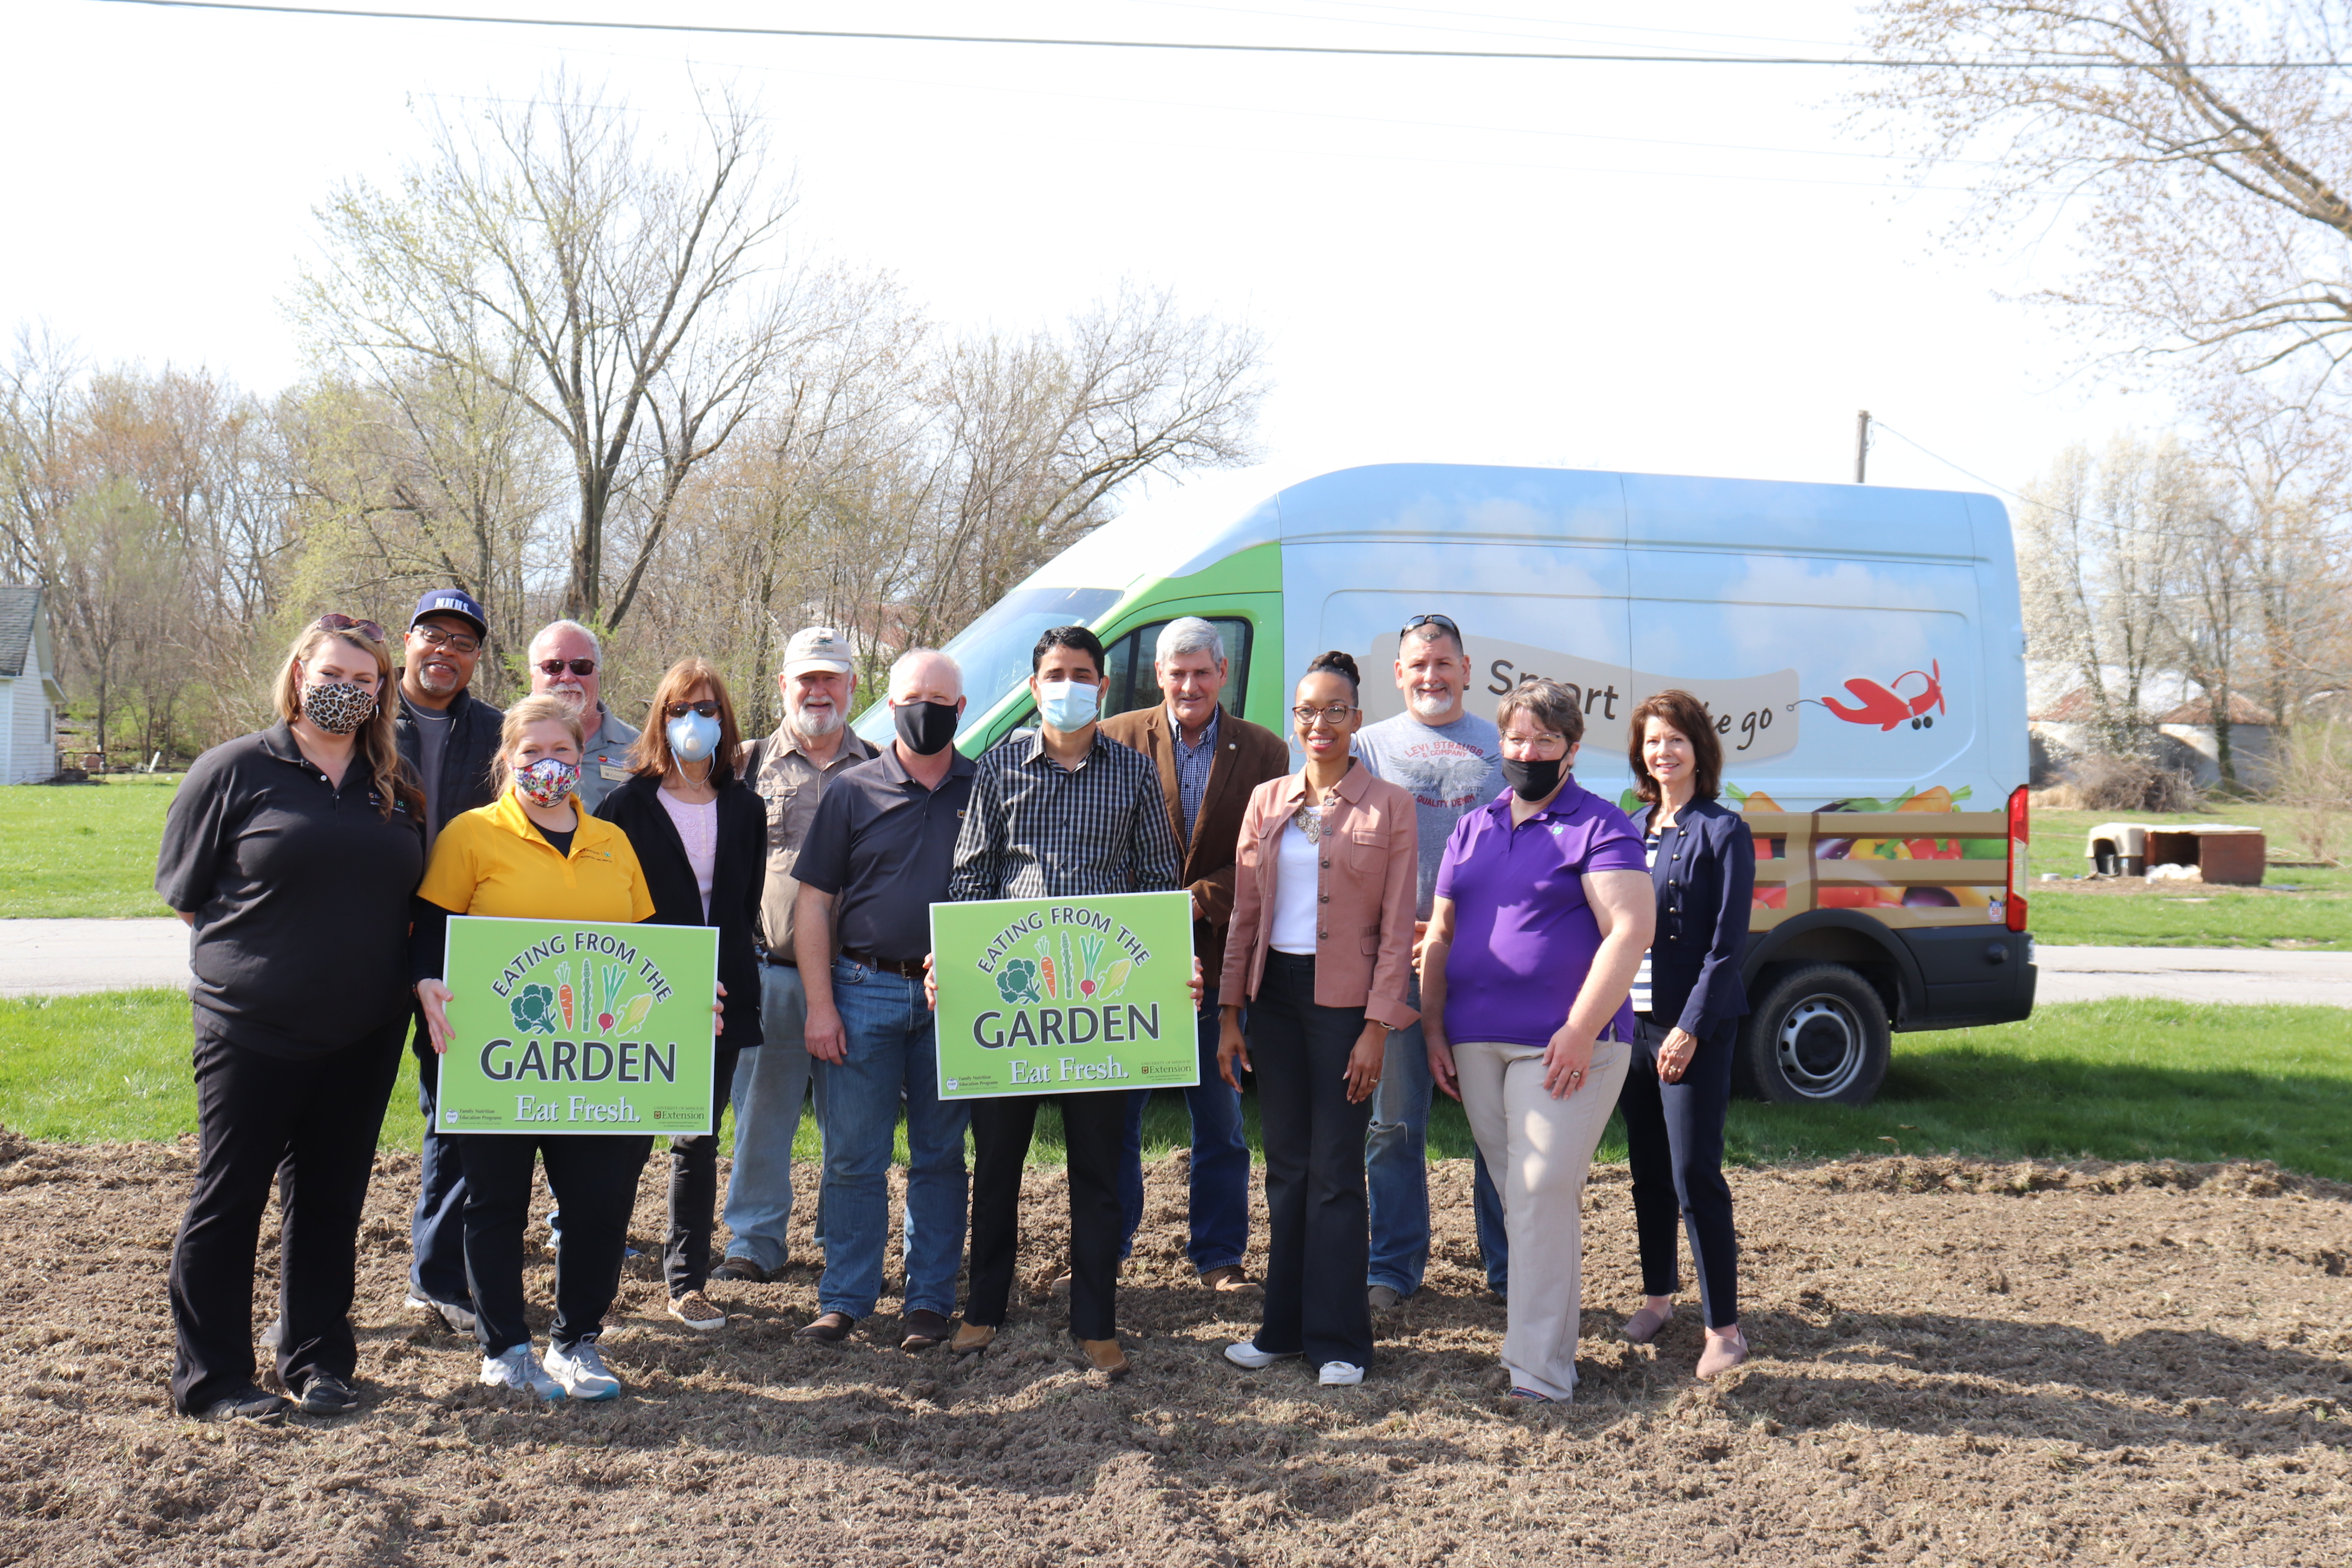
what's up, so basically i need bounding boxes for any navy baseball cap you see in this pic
[409,587,488,639]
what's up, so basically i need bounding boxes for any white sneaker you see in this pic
[479,1344,563,1400]
[1318,1361,1366,1386]
[1224,1341,1302,1370]
[408,1292,478,1335]
[544,1338,623,1402]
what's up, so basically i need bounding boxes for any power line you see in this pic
[96,0,2352,67]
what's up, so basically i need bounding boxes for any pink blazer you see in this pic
[1220,763,1420,1028]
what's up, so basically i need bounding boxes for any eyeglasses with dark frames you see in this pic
[665,700,721,720]
[1291,704,1358,728]
[316,613,387,642]
[535,658,597,677]
[411,624,481,655]
[1399,612,1461,642]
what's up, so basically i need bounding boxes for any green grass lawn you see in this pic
[0,774,179,917]
[9,992,2345,1182]
[2026,802,2352,949]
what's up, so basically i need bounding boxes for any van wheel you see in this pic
[1739,965,1890,1106]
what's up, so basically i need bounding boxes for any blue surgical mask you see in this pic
[1036,678,1101,732]
[667,710,720,764]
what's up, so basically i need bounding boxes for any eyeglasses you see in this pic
[1400,612,1461,642]
[316,613,386,642]
[411,625,481,655]
[665,700,720,719]
[1292,704,1358,728]
[535,659,597,677]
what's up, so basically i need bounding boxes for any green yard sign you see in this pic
[931,891,1198,1101]
[437,916,717,1135]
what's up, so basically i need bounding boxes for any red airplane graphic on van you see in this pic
[1812,661,1946,731]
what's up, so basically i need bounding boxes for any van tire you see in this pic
[1738,964,1890,1106]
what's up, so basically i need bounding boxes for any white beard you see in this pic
[548,687,590,716]
[1407,690,1457,721]
[793,706,844,739]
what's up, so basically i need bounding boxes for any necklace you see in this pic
[1299,802,1325,844]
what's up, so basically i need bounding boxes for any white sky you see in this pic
[3,0,2175,505]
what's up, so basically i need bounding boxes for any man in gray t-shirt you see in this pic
[1352,614,1509,1306]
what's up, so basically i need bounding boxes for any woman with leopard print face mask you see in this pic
[156,615,429,1425]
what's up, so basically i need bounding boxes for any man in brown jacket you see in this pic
[1102,616,1291,1293]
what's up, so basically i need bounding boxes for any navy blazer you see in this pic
[1637,795,1755,1037]
[597,769,768,1050]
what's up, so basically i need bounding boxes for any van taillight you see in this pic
[2005,785,2030,933]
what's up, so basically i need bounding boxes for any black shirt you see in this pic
[796,746,979,962]
[155,721,426,1059]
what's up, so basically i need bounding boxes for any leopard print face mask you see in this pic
[300,680,377,736]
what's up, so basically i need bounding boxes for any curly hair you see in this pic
[1625,688,1723,807]
[273,620,423,822]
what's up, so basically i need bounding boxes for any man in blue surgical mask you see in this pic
[933,624,1184,1379]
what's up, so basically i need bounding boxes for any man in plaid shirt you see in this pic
[940,625,1183,1378]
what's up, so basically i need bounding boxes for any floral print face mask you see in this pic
[514,755,580,808]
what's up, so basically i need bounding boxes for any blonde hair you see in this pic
[274,620,420,822]
[493,695,589,795]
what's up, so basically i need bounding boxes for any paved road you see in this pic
[2,922,2350,1008]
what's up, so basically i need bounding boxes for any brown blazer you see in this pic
[1220,762,1420,1028]
[1100,703,1291,991]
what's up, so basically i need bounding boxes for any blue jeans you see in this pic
[1366,972,1508,1296]
[720,964,814,1273]
[811,959,971,1320]
[1119,987,1250,1274]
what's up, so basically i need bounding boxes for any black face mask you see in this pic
[892,699,962,756]
[1500,755,1564,802]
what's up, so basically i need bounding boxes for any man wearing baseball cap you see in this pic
[713,627,879,1285]
[392,586,504,1335]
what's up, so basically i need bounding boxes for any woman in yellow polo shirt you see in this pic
[413,695,658,1402]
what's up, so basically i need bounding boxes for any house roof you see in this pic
[2028,687,2105,723]
[0,585,40,680]
[2157,693,2275,726]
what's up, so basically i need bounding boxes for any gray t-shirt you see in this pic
[411,705,453,845]
[1353,708,1504,919]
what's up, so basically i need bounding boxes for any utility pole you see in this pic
[1854,409,1871,484]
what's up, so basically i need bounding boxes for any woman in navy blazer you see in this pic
[1616,689,1755,1380]
[595,658,767,1332]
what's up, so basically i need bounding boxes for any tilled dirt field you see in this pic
[1,1133,2347,1567]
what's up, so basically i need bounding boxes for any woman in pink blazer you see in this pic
[1216,651,1419,1387]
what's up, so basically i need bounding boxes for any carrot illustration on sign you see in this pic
[1035,935,1057,1001]
[556,960,575,1028]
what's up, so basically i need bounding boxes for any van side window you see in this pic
[1098,618,1253,721]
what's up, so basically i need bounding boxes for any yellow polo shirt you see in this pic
[417,788,656,924]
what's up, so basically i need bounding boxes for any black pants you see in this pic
[409,1039,471,1306]
[456,1132,652,1355]
[966,1089,1126,1341]
[663,1041,744,1298]
[168,1019,405,1414]
[1619,1015,1740,1327]
[1249,951,1375,1370]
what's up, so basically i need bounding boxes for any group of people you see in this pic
[154,592,1754,1421]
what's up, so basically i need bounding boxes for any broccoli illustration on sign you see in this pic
[509,983,560,1037]
[996,958,1043,1006]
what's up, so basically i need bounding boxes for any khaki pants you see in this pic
[1456,1035,1631,1401]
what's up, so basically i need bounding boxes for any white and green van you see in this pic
[855,462,2037,1106]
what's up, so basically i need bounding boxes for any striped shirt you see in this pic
[1171,704,1220,842]
[1629,824,1661,1017]
[949,728,1183,903]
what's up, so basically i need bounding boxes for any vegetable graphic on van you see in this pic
[1807,661,1947,731]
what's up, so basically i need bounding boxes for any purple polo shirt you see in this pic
[1435,779,1648,1049]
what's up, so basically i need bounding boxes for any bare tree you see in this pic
[1858,2,2352,380]
[299,73,825,630]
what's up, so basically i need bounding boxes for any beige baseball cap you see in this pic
[783,626,854,678]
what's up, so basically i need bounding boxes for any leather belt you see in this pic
[842,947,926,981]
[760,949,797,968]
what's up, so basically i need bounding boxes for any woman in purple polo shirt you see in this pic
[1422,677,1655,1403]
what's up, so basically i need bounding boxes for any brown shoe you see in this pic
[1076,1337,1130,1379]
[900,1309,952,1352]
[793,1312,856,1344]
[949,1322,996,1358]
[710,1256,770,1284]
[1696,1325,1749,1380]
[1622,1302,1674,1344]
[1198,1265,1263,1297]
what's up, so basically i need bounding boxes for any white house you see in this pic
[0,585,64,785]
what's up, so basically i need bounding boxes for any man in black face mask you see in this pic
[788,649,978,1350]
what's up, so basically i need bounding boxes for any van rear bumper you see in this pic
[1892,926,2036,1031]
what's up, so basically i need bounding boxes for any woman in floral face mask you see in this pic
[409,695,667,1403]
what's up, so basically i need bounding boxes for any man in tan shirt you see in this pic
[711,628,878,1282]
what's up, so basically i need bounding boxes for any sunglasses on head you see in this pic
[1400,612,1461,642]
[665,700,720,720]
[316,613,387,642]
[535,658,597,677]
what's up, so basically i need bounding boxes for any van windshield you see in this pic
[851,585,1123,745]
